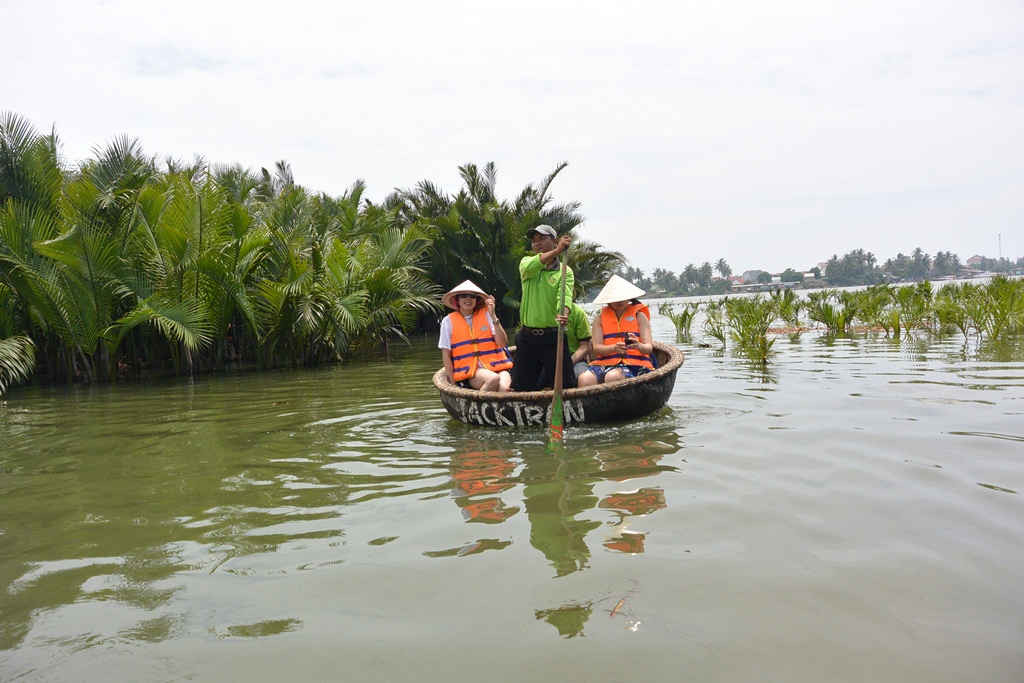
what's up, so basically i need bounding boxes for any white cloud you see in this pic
[4,0,1022,272]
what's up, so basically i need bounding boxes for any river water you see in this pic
[2,312,1022,682]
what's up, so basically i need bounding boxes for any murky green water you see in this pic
[2,313,1023,682]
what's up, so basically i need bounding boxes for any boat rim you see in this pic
[432,341,684,402]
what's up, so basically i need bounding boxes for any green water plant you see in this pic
[703,299,727,346]
[894,280,933,335]
[724,296,776,362]
[932,278,1024,343]
[933,282,976,340]
[769,289,803,329]
[847,284,896,337]
[806,290,854,335]
[981,276,1024,341]
[658,302,699,340]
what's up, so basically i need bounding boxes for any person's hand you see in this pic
[614,342,628,353]
[485,295,496,315]
[557,234,572,253]
[555,311,568,326]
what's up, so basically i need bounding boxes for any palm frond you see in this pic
[0,334,35,395]
[108,296,212,354]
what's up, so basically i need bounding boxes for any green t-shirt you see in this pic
[565,303,591,354]
[519,254,575,328]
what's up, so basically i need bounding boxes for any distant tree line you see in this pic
[824,248,1021,287]
[618,247,1022,295]
[620,258,733,296]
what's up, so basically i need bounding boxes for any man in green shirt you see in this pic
[511,225,576,391]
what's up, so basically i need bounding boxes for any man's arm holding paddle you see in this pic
[540,234,572,268]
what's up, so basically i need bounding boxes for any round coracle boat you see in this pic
[433,341,684,427]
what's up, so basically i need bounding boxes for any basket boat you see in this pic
[433,341,684,427]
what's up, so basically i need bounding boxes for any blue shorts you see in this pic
[585,364,651,382]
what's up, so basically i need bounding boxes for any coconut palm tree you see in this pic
[345,223,442,358]
[393,161,593,325]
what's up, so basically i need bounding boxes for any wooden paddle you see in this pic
[548,254,569,448]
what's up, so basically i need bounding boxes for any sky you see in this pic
[5,0,1023,274]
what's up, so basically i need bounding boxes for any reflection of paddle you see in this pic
[548,255,568,448]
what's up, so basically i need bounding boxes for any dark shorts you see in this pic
[510,327,576,392]
[584,364,651,382]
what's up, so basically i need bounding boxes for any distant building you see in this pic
[966,255,985,267]
[741,269,767,284]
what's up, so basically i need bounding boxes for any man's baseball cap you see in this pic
[527,225,557,239]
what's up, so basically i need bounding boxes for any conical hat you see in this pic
[592,274,646,305]
[442,279,488,310]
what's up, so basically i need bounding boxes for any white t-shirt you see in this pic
[438,311,498,349]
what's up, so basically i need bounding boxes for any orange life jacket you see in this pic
[591,302,655,370]
[449,309,513,381]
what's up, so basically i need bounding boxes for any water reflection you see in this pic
[425,431,681,576]
[535,581,644,638]
[449,446,519,524]
[520,452,602,577]
[534,602,592,638]
[599,487,667,556]
[5,330,1024,677]
[524,435,678,637]
[423,445,521,556]
[978,336,1024,363]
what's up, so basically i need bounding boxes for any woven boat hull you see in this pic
[433,342,684,427]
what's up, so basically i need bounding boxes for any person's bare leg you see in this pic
[576,369,599,387]
[604,368,626,384]
[497,371,512,392]
[469,369,500,391]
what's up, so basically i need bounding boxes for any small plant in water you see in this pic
[934,283,974,341]
[703,300,727,346]
[806,290,854,335]
[981,276,1024,341]
[658,302,699,341]
[769,289,803,329]
[724,296,776,363]
[894,280,933,336]
[849,285,896,338]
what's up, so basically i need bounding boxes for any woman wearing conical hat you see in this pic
[577,275,654,387]
[438,280,513,392]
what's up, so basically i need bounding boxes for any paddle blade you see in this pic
[548,394,564,446]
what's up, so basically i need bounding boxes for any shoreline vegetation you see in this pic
[0,112,627,395]
[2,111,1021,395]
[659,278,1024,364]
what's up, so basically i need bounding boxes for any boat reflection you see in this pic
[450,448,519,524]
[433,431,681,630]
[599,487,667,556]
[526,432,678,636]
[422,445,520,557]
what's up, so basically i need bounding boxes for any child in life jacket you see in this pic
[577,275,654,387]
[438,280,513,392]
